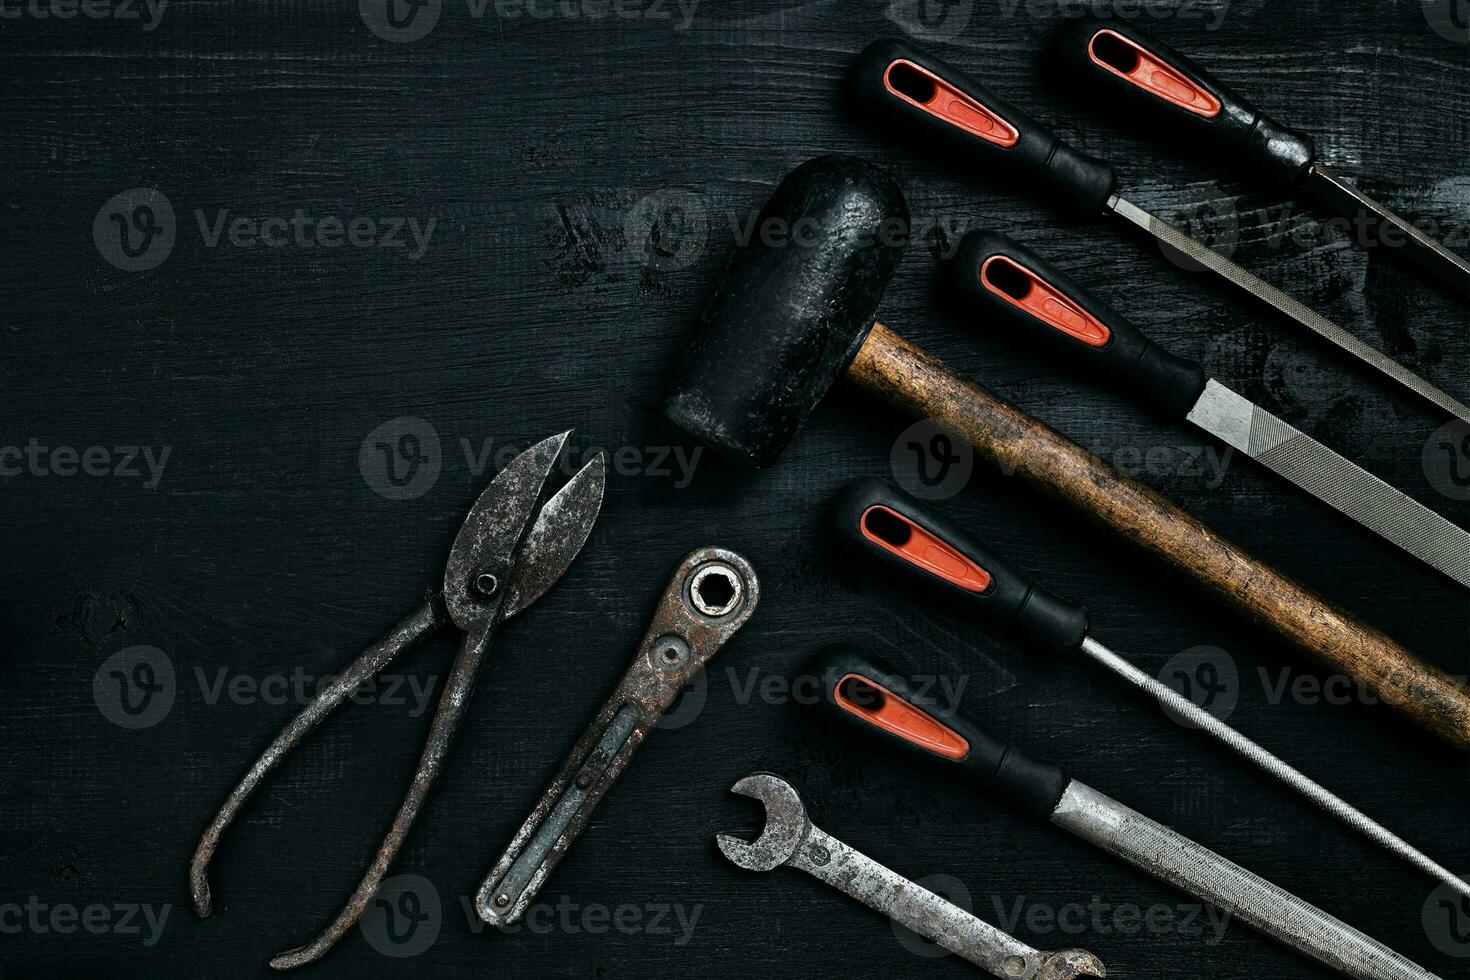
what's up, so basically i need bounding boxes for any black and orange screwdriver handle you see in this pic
[831,477,1088,658]
[808,644,1071,819]
[849,38,1117,216]
[948,228,1206,418]
[1049,16,1317,188]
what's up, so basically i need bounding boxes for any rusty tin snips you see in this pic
[188,430,605,970]
[476,545,759,928]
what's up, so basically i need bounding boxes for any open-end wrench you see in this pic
[717,772,1106,980]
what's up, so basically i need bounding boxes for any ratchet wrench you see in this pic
[478,546,760,926]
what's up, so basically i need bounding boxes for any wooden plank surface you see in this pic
[2,1,1468,977]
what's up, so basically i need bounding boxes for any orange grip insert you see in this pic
[1088,29,1221,118]
[883,59,1020,148]
[860,505,992,592]
[980,256,1111,348]
[835,675,970,760]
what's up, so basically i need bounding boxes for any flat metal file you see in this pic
[949,228,1470,589]
[814,649,1444,980]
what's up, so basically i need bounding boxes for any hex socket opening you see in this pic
[689,564,742,617]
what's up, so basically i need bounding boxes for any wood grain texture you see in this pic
[2,1,1468,978]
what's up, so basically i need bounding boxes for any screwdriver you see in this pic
[827,476,1470,904]
[808,642,1445,979]
[848,38,1470,425]
[1050,14,1470,303]
[946,227,1470,590]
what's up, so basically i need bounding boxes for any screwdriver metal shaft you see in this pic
[1304,163,1470,303]
[1079,634,1470,902]
[1109,194,1470,425]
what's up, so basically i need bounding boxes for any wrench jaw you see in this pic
[1036,949,1107,980]
[716,773,809,872]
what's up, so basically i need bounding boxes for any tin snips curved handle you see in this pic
[476,545,759,927]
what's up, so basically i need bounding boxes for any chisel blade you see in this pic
[1107,194,1470,425]
[1302,162,1470,301]
[1050,781,1441,980]
[1185,379,1470,588]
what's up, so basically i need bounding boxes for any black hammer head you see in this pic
[661,155,909,468]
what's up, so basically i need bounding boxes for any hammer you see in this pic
[662,154,1470,752]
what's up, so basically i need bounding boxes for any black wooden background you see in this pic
[4,1,1470,977]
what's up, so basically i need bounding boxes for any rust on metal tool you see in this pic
[187,431,606,971]
[476,546,760,928]
[717,773,1105,979]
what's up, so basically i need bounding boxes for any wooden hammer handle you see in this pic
[849,323,1470,751]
